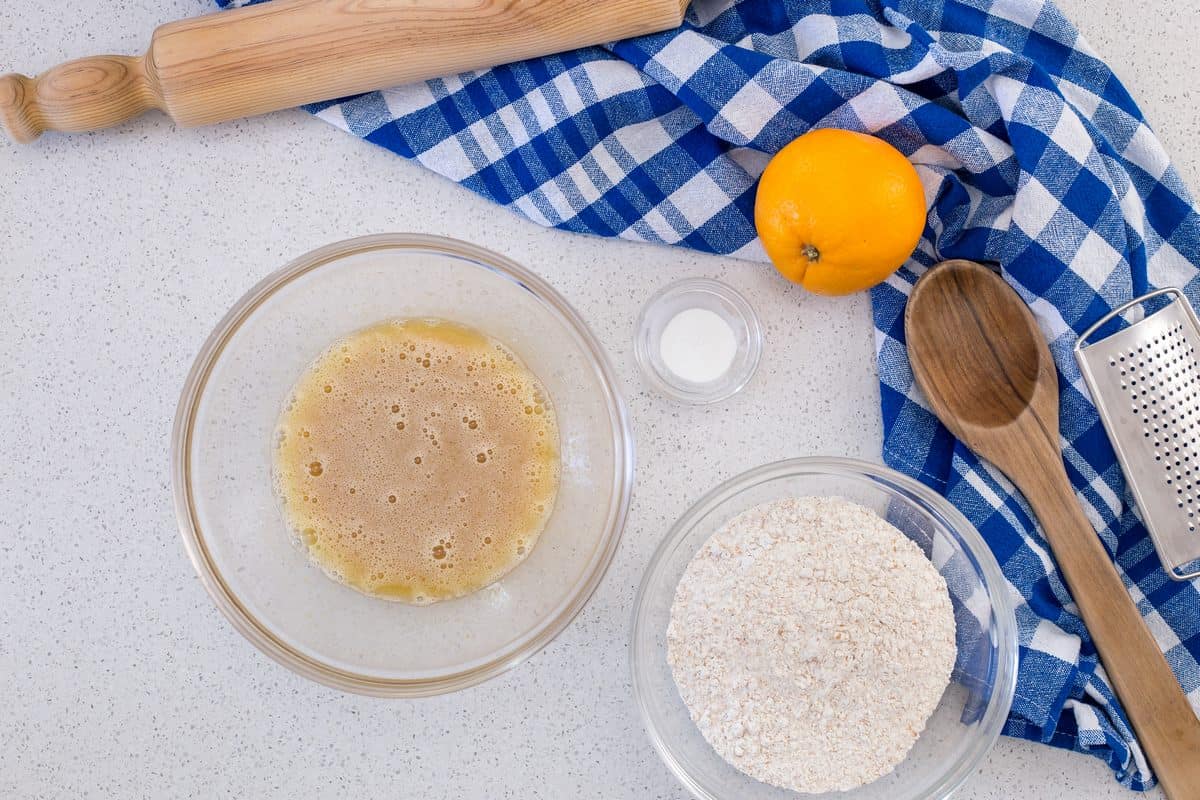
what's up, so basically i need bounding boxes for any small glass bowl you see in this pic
[172,234,635,697]
[635,279,762,404]
[631,457,1017,800]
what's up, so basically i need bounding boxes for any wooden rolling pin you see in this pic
[0,0,690,143]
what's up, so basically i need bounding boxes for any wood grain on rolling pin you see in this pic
[1,56,160,143]
[1,0,690,142]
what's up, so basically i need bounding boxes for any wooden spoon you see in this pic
[905,259,1200,798]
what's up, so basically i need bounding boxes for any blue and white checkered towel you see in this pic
[219,0,1200,788]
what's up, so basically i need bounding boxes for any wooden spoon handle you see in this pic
[1021,465,1200,798]
[1,55,161,143]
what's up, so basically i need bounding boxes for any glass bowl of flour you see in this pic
[631,457,1017,800]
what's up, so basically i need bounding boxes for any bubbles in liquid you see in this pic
[272,318,560,606]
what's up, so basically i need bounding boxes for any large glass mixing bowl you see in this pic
[631,457,1017,800]
[172,234,634,696]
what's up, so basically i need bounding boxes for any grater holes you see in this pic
[1106,339,1200,519]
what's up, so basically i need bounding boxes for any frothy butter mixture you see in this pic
[273,319,560,605]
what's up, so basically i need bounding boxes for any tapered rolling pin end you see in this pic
[1,55,160,143]
[0,72,43,143]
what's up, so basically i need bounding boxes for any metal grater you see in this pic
[1075,288,1200,580]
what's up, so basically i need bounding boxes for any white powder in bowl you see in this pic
[659,307,737,384]
[666,496,957,794]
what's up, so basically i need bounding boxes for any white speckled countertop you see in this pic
[1,2,1194,797]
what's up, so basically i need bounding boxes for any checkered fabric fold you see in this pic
[217,0,1200,788]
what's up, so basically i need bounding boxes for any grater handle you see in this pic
[1021,466,1200,799]
[1075,287,1183,352]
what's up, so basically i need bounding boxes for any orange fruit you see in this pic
[754,128,926,295]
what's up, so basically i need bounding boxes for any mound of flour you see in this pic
[666,496,957,793]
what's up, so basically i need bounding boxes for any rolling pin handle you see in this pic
[1,55,161,143]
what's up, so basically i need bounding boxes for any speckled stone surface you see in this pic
[0,1,1191,797]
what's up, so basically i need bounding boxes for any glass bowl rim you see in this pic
[171,233,636,697]
[630,456,1018,800]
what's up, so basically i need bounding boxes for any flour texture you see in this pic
[666,496,957,793]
